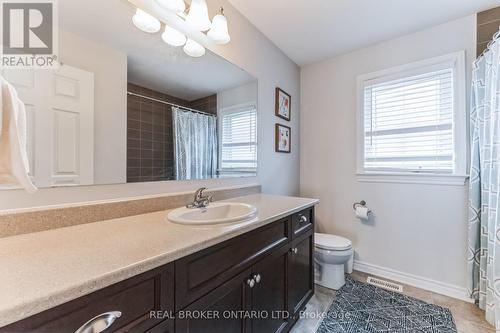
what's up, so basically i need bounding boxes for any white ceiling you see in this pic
[228,0,500,66]
[59,0,255,100]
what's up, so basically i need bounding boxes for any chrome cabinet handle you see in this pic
[291,247,298,254]
[75,311,122,333]
[299,215,308,223]
[253,274,261,284]
[247,278,255,288]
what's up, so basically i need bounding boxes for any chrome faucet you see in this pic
[187,187,213,209]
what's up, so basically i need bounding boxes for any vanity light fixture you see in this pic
[155,0,185,13]
[183,38,205,57]
[185,0,212,32]
[207,7,230,44]
[130,1,230,58]
[162,25,187,47]
[132,8,161,33]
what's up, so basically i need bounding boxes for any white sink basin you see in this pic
[167,202,258,225]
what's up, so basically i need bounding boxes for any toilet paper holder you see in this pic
[353,200,372,214]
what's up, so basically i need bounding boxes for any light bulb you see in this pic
[183,38,205,57]
[162,25,187,47]
[155,0,185,13]
[208,8,230,44]
[186,0,211,32]
[132,8,161,33]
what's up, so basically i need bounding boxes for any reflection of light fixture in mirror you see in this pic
[128,0,231,58]
[155,0,186,13]
[162,25,187,46]
[186,0,211,32]
[183,38,205,57]
[208,7,230,44]
[132,8,161,33]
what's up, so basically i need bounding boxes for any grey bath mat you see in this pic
[316,276,457,333]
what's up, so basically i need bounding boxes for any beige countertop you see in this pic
[0,193,319,327]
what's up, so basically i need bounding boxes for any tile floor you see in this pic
[291,271,495,333]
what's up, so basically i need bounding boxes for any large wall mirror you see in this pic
[2,0,257,188]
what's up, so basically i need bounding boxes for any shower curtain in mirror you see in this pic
[468,35,500,330]
[172,107,217,180]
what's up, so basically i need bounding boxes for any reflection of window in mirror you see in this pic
[219,104,257,177]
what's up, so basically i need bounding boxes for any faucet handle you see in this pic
[194,187,207,199]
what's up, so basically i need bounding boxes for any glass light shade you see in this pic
[186,0,211,31]
[132,8,161,33]
[208,13,230,44]
[183,38,205,57]
[162,25,187,47]
[155,0,185,13]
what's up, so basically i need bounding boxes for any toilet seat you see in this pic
[315,233,352,251]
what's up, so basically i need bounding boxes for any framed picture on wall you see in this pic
[275,87,291,121]
[275,124,291,153]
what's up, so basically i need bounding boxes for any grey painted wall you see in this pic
[300,15,475,293]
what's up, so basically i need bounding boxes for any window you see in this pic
[219,104,257,174]
[357,52,467,185]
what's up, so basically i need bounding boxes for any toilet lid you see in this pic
[315,233,352,251]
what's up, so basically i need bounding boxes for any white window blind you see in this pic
[363,68,454,173]
[220,105,257,172]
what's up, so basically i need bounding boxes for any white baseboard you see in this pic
[353,260,473,303]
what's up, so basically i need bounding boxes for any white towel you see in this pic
[0,75,37,193]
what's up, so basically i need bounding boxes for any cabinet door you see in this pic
[146,319,174,333]
[251,245,289,333]
[3,65,95,187]
[176,269,252,333]
[288,233,314,317]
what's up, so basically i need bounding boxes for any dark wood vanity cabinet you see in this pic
[1,207,315,333]
[175,207,314,333]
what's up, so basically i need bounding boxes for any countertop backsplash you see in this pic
[0,184,261,238]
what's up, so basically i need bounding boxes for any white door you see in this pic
[3,65,94,187]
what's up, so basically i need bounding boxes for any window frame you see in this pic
[356,51,468,186]
[217,102,258,175]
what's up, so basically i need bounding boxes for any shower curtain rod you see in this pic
[127,91,216,117]
[477,26,500,61]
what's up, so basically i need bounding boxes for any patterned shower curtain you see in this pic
[172,107,217,180]
[468,34,500,330]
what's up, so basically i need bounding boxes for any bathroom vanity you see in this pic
[0,194,317,333]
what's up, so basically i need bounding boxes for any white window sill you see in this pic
[356,172,469,186]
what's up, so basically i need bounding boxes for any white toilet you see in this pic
[314,233,353,290]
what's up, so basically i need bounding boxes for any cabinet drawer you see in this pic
[292,208,313,238]
[175,218,290,310]
[1,264,174,333]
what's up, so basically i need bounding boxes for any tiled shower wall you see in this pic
[190,95,217,115]
[477,7,500,56]
[127,83,217,183]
